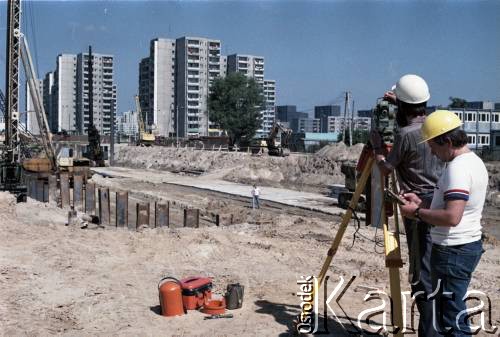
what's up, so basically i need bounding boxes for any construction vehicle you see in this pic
[266,122,292,156]
[134,95,155,146]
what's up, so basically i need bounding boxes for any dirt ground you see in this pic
[1,196,499,335]
[1,144,499,336]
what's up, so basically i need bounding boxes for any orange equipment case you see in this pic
[180,276,213,310]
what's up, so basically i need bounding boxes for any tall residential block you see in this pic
[25,79,43,135]
[42,51,116,135]
[43,72,56,132]
[227,54,265,83]
[176,36,221,137]
[263,80,276,135]
[53,54,77,133]
[76,52,116,135]
[138,38,176,137]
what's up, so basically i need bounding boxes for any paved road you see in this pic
[92,166,346,216]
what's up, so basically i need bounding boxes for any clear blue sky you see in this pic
[1,0,499,116]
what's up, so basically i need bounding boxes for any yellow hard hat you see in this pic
[420,110,463,143]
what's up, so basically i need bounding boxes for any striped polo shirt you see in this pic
[430,151,488,246]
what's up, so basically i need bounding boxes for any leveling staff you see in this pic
[370,74,444,337]
[401,110,488,337]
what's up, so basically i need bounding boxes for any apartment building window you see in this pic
[465,112,476,122]
[467,135,476,144]
[479,112,490,122]
[492,113,500,123]
[479,135,489,145]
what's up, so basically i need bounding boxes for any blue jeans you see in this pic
[430,240,483,336]
[404,219,438,337]
[252,195,260,209]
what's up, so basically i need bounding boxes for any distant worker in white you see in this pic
[251,184,260,209]
[400,110,488,336]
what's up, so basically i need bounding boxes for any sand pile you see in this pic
[0,192,16,220]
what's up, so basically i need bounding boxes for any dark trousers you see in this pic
[430,240,483,336]
[404,218,438,337]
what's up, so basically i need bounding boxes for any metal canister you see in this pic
[158,277,184,317]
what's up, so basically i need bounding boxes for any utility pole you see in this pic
[84,46,104,166]
[350,97,354,146]
[343,91,349,145]
[110,97,115,166]
[176,105,178,145]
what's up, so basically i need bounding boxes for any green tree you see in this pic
[337,129,369,145]
[448,97,468,108]
[209,73,264,146]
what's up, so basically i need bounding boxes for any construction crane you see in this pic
[134,95,155,146]
[266,122,292,156]
[83,45,105,166]
[19,35,59,173]
[1,0,27,200]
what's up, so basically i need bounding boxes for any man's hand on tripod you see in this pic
[400,193,422,220]
[402,192,422,205]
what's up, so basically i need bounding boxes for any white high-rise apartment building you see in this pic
[227,54,275,137]
[42,51,116,135]
[138,38,176,137]
[43,72,56,132]
[263,80,276,135]
[176,37,221,137]
[76,52,116,135]
[25,79,44,135]
[53,54,77,133]
[227,54,265,83]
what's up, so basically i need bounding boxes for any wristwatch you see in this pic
[414,207,421,220]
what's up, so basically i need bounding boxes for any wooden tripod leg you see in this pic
[317,156,374,286]
[383,173,404,337]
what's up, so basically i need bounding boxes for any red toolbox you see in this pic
[180,276,213,310]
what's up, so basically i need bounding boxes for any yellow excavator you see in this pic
[134,95,155,146]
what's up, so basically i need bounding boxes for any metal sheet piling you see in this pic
[85,182,96,215]
[98,187,111,226]
[155,202,169,228]
[116,191,128,228]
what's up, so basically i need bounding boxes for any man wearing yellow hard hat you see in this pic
[400,110,488,336]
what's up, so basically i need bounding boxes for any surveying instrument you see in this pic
[313,98,406,336]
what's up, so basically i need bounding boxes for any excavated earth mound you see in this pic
[114,143,365,192]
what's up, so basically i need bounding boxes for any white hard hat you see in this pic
[393,74,430,104]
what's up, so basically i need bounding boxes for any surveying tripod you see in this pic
[316,149,405,337]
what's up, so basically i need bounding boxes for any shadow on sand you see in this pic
[254,299,385,336]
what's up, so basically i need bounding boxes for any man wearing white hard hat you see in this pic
[370,74,444,337]
[400,110,488,336]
